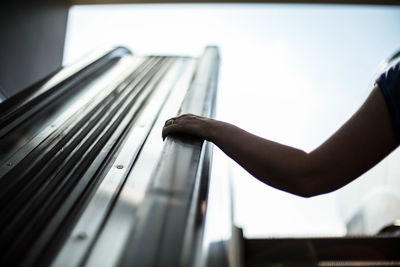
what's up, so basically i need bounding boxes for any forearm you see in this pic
[208,120,312,196]
[164,115,331,197]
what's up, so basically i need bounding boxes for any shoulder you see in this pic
[376,60,400,140]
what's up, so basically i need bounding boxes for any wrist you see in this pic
[206,119,224,143]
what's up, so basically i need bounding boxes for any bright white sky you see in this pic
[64,4,400,238]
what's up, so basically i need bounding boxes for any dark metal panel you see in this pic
[0,2,69,99]
[245,236,400,267]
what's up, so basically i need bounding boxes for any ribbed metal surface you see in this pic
[319,261,400,267]
[0,46,221,267]
[245,236,400,267]
[116,46,219,267]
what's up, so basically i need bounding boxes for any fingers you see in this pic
[162,123,172,140]
[162,114,215,141]
[162,118,181,140]
[162,123,186,140]
[165,119,175,126]
[163,114,195,129]
[162,114,197,140]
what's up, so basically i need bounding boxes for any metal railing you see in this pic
[0,46,223,267]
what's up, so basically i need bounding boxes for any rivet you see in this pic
[116,164,124,169]
[77,232,87,240]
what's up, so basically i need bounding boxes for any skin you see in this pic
[162,85,399,198]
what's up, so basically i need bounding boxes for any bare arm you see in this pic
[162,85,399,197]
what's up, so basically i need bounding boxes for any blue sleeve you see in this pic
[376,60,400,140]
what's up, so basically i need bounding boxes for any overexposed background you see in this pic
[64,4,400,237]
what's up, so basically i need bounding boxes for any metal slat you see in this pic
[51,57,194,267]
[0,46,222,267]
[0,56,154,194]
[0,47,131,140]
[0,57,171,266]
[21,57,177,267]
[80,58,197,267]
[0,55,144,174]
[117,46,219,267]
[0,57,159,226]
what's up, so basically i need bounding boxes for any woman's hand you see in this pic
[162,114,216,141]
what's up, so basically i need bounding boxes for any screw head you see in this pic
[77,232,87,240]
[116,164,124,169]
